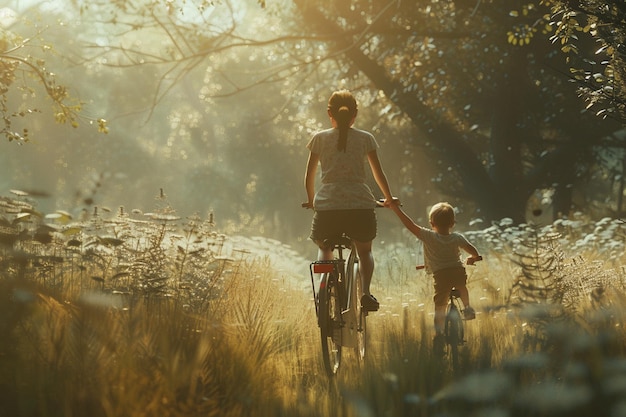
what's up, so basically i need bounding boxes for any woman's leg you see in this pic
[316,242,334,261]
[354,240,374,296]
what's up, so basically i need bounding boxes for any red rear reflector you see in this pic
[416,265,425,270]
[313,264,334,273]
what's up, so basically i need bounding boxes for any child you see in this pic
[388,201,481,354]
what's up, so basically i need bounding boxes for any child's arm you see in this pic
[389,203,423,238]
[460,240,481,264]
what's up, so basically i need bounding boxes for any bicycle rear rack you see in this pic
[311,262,335,274]
[309,260,345,317]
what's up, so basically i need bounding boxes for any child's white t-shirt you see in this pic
[418,228,471,273]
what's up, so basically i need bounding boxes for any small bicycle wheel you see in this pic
[445,306,463,372]
[319,273,342,376]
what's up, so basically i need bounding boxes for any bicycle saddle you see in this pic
[322,235,353,249]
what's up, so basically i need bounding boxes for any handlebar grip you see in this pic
[377,197,402,207]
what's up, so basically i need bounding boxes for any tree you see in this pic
[0,5,107,142]
[13,0,624,225]
[285,0,624,222]
[548,0,626,125]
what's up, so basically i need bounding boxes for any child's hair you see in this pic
[328,90,357,152]
[429,202,455,229]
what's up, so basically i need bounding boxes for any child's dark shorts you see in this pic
[433,266,468,307]
[310,209,377,243]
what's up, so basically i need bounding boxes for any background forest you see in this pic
[2,1,626,416]
[2,0,626,248]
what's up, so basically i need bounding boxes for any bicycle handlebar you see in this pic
[376,197,401,207]
[302,197,400,209]
[415,256,482,270]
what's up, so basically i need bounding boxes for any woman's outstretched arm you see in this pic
[367,150,394,203]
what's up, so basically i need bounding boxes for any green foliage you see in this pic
[467,215,626,353]
[0,190,229,311]
[0,15,108,142]
[471,215,626,310]
[506,3,550,46]
[3,0,626,244]
[509,227,568,308]
[547,0,626,124]
[281,0,623,221]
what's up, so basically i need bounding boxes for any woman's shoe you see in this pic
[361,294,379,311]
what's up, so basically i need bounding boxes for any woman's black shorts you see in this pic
[309,209,377,243]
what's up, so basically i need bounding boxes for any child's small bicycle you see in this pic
[442,286,466,371]
[417,256,481,372]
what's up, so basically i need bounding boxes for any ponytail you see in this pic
[328,90,357,152]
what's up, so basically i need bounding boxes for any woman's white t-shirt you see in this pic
[307,127,378,210]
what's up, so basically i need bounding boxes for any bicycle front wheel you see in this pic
[319,273,342,376]
[445,306,463,372]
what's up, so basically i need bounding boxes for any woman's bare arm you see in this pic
[367,150,393,203]
[303,152,319,208]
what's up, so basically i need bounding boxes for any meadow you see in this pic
[1,191,626,417]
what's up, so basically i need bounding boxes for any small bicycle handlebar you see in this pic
[416,256,482,270]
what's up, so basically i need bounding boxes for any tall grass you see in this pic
[1,260,312,417]
[2,193,626,416]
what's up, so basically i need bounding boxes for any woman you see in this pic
[303,89,394,311]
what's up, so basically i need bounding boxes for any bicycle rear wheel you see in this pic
[319,272,342,376]
[445,305,463,372]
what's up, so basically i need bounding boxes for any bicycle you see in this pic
[309,234,370,376]
[304,200,393,376]
[417,256,482,372]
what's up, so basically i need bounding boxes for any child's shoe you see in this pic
[463,306,476,320]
